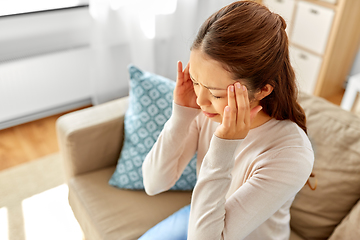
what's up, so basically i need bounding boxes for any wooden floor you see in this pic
[0,92,346,172]
[0,106,91,171]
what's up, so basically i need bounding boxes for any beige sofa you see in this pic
[56,93,360,240]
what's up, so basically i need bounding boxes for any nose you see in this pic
[196,85,211,107]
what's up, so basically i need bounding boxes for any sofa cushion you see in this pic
[69,167,192,240]
[290,230,305,240]
[290,93,360,239]
[109,65,197,190]
[329,199,360,239]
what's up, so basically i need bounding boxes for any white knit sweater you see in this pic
[142,103,314,240]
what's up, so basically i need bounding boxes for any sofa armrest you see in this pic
[56,96,129,182]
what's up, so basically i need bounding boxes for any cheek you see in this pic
[214,100,229,123]
[215,99,228,114]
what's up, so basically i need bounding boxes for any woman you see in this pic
[141,1,314,239]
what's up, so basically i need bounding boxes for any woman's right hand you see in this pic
[174,61,200,109]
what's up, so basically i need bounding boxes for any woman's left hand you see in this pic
[214,82,263,140]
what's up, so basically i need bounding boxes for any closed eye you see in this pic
[190,75,223,99]
[190,76,199,85]
[192,81,199,86]
[211,94,222,99]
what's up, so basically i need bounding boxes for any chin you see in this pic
[211,115,222,123]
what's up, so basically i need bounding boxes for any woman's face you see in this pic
[189,49,249,123]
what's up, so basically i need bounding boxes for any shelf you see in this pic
[302,0,337,10]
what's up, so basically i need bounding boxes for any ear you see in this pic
[254,84,274,101]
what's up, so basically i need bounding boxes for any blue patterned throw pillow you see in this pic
[109,65,197,190]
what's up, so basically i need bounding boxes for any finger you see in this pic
[240,84,251,126]
[222,106,231,129]
[184,62,190,72]
[177,61,183,74]
[176,61,184,86]
[184,62,191,82]
[234,82,246,124]
[227,85,237,125]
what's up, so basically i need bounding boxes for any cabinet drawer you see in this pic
[263,0,296,33]
[289,46,322,94]
[291,1,334,55]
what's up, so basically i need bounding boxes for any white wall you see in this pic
[2,1,358,129]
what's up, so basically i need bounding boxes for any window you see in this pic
[0,0,89,17]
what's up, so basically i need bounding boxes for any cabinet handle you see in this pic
[299,54,308,60]
[310,9,319,14]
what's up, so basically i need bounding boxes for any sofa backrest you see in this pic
[290,93,360,239]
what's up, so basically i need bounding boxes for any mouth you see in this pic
[202,111,219,118]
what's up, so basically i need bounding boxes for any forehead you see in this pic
[189,50,235,88]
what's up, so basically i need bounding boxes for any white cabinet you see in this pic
[263,0,296,33]
[262,0,331,94]
[260,0,360,100]
[291,1,334,55]
[290,46,322,94]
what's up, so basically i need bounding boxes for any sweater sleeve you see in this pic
[188,136,314,240]
[142,102,201,196]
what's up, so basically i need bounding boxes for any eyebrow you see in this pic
[189,73,227,91]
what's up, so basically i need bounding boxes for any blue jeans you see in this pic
[138,204,191,240]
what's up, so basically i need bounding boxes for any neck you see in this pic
[250,109,272,129]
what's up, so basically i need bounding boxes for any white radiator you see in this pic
[0,7,94,130]
[0,47,93,129]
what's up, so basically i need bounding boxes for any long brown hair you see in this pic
[191,0,307,133]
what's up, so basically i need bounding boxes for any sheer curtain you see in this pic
[89,0,234,104]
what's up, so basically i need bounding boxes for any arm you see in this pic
[143,61,201,195]
[188,141,313,239]
[142,102,201,195]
